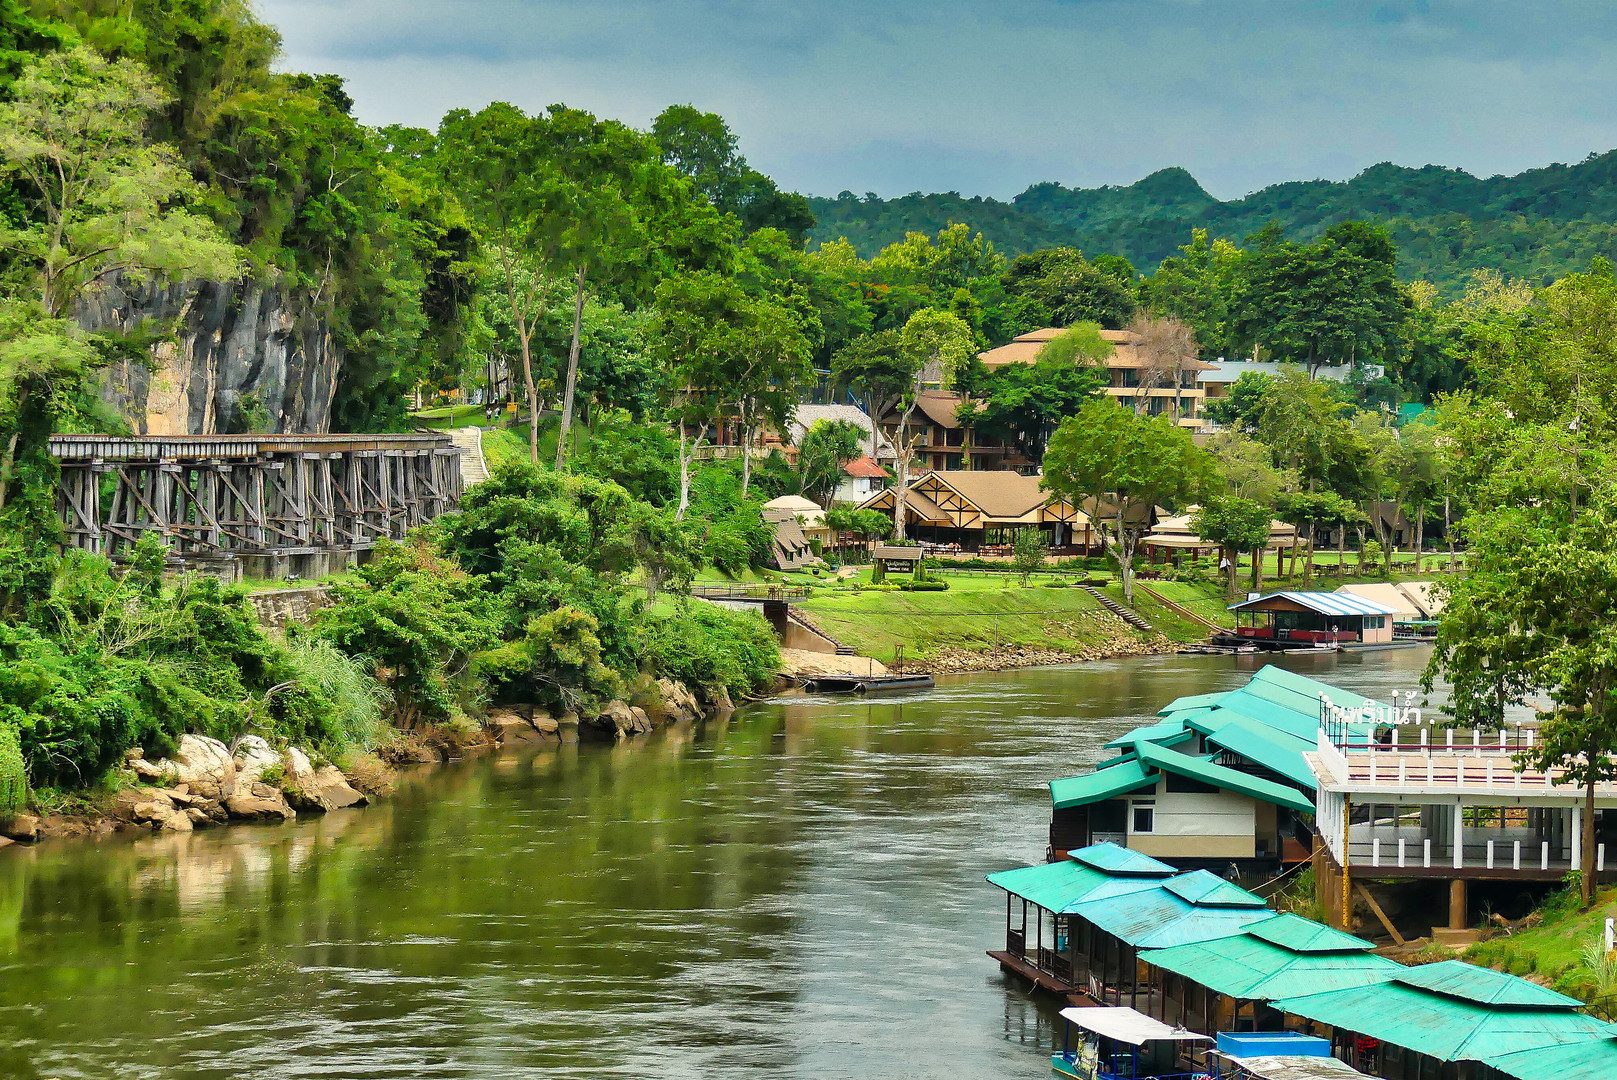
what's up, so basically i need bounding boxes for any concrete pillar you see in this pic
[1572,804,1583,872]
[1449,879,1467,931]
[1452,802,1465,869]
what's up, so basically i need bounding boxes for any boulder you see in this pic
[708,685,735,713]
[314,766,367,809]
[223,792,296,822]
[599,700,641,738]
[233,736,281,786]
[184,807,210,826]
[129,757,172,783]
[654,678,704,723]
[0,814,37,842]
[487,708,555,747]
[170,735,234,785]
[531,711,560,735]
[284,747,317,786]
[628,706,652,734]
[0,836,12,848]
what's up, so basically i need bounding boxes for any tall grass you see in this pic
[281,637,394,760]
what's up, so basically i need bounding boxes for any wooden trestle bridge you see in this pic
[51,433,462,578]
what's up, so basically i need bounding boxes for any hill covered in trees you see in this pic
[809,153,1617,292]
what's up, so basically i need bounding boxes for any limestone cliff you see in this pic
[80,277,340,435]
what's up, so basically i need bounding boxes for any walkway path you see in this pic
[450,426,489,490]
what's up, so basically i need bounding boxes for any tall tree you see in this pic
[1426,494,1617,907]
[0,45,239,511]
[886,308,974,536]
[1194,497,1273,600]
[1043,398,1217,604]
[796,419,867,508]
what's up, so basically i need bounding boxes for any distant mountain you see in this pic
[807,152,1617,291]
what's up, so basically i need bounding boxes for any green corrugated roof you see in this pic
[1272,981,1612,1063]
[1141,929,1402,1002]
[985,859,1122,911]
[1158,692,1228,716]
[1246,912,1375,953]
[1394,960,1584,1010]
[1483,1033,1617,1080]
[1131,740,1315,814]
[1197,715,1318,791]
[1103,719,1194,750]
[1070,842,1176,877]
[1073,878,1275,949]
[1162,869,1268,908]
[1049,759,1158,810]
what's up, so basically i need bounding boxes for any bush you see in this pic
[643,602,780,704]
[896,580,949,591]
[272,636,392,759]
[0,722,25,816]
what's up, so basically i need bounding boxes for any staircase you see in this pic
[450,426,489,490]
[1081,584,1154,632]
[788,608,857,655]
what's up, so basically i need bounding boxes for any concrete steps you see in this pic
[449,426,489,490]
[1081,584,1154,632]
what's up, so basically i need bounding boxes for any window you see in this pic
[1165,773,1219,794]
[1131,801,1155,834]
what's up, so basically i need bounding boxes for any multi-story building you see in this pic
[979,328,1217,428]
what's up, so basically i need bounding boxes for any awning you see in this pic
[1228,591,1400,617]
[1049,759,1158,810]
[1058,1006,1210,1046]
[1130,740,1314,814]
[1482,1034,1617,1080]
[1221,1056,1372,1080]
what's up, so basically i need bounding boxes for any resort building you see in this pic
[986,842,1617,1080]
[761,505,815,571]
[1141,509,1299,565]
[979,328,1217,428]
[1227,592,1399,647]
[874,390,1028,473]
[854,469,1092,551]
[1307,711,1617,938]
[1048,667,1379,869]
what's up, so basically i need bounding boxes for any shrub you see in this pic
[272,636,393,759]
[896,580,949,591]
[0,722,25,816]
[479,606,622,715]
[643,601,780,704]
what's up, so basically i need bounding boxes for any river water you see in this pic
[0,649,1438,1080]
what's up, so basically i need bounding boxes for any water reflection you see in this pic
[0,649,1440,1080]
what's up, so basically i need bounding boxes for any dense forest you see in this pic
[810,154,1617,292]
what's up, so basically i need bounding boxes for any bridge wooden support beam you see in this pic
[51,433,461,578]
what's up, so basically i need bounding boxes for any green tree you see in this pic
[796,418,866,507]
[1043,398,1217,604]
[0,45,240,510]
[651,105,815,244]
[999,246,1137,335]
[1011,527,1048,586]
[1194,497,1273,600]
[888,308,974,535]
[1426,494,1617,907]
[1229,222,1407,377]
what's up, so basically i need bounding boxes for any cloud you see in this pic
[257,0,1617,201]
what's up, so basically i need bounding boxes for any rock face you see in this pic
[0,814,40,842]
[232,736,281,786]
[223,792,296,822]
[80,276,338,435]
[652,679,704,724]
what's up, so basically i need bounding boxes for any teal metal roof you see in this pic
[1246,912,1375,953]
[1141,930,1402,1002]
[1072,879,1275,949]
[1272,981,1612,1063]
[1483,1033,1617,1080]
[1103,719,1195,750]
[1162,869,1268,908]
[986,859,1127,911]
[1393,960,1584,1010]
[1158,692,1228,716]
[1197,716,1317,791]
[1070,842,1176,877]
[1049,759,1158,810]
[1131,740,1315,814]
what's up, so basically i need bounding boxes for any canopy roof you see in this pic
[1075,875,1276,949]
[1336,582,1422,620]
[1057,1006,1210,1046]
[1141,927,1401,1002]
[1482,1033,1617,1080]
[985,856,1161,913]
[1070,842,1177,877]
[1393,960,1583,1010]
[1272,980,1612,1063]
[1222,1056,1372,1080]
[1131,740,1315,814]
[1161,869,1268,908]
[1246,912,1375,953]
[1049,759,1158,810]
[1228,591,1400,616]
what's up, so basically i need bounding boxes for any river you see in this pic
[0,649,1439,1080]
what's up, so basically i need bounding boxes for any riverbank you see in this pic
[0,678,716,850]
[792,574,1210,672]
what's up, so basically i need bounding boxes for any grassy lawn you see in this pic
[410,403,486,429]
[796,572,1178,664]
[1136,579,1234,630]
[1466,884,1617,1008]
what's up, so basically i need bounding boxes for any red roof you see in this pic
[842,455,888,479]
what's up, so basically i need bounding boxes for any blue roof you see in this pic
[1229,590,1401,616]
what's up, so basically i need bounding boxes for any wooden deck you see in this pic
[988,950,1099,1006]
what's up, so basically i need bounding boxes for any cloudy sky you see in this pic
[257,0,1617,202]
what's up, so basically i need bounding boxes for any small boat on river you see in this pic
[1051,1006,1209,1079]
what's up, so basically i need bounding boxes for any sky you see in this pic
[257,0,1617,202]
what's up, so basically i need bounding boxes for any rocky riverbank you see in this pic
[888,635,1180,675]
[0,678,717,850]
